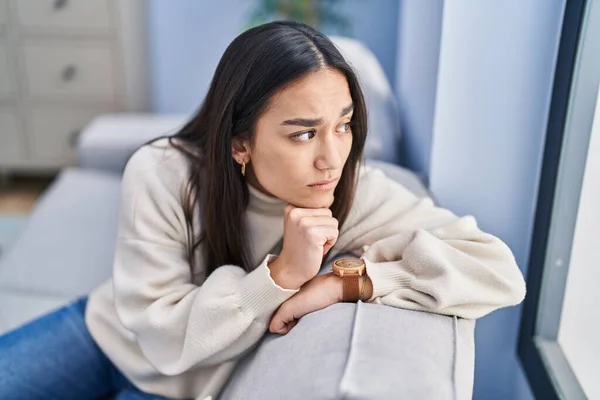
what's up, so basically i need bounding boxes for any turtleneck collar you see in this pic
[247,182,286,216]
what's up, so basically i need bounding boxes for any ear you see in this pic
[231,137,251,164]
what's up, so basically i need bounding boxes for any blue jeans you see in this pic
[0,296,175,400]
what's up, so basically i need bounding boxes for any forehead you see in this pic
[267,68,352,116]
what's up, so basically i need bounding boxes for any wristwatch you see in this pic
[332,258,366,302]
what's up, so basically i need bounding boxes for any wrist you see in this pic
[324,272,344,302]
[267,256,305,290]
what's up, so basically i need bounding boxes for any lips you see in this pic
[310,178,339,186]
[308,177,340,190]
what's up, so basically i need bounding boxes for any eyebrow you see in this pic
[280,103,354,127]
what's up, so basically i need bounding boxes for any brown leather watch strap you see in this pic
[342,275,360,302]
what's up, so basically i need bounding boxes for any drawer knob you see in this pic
[61,65,77,82]
[69,130,81,147]
[53,0,68,10]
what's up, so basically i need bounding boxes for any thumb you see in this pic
[269,306,295,334]
[269,316,284,334]
[270,319,297,335]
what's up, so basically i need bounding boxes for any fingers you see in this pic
[297,216,339,229]
[281,203,339,282]
[269,305,288,334]
[320,226,339,251]
[284,205,339,253]
[269,316,298,335]
[297,218,339,249]
[285,204,333,220]
[284,319,298,333]
[323,238,336,255]
[269,303,297,335]
[269,313,287,334]
[269,318,284,334]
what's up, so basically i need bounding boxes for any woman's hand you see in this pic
[268,204,339,290]
[269,273,343,335]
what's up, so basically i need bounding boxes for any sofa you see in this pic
[0,113,474,400]
[0,36,475,399]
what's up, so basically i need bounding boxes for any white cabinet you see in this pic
[0,40,14,98]
[28,106,115,162]
[0,1,7,29]
[0,0,148,172]
[22,42,116,100]
[0,108,22,163]
[14,0,113,32]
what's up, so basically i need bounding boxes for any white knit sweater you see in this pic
[84,139,526,399]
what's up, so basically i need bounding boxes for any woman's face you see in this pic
[235,68,354,209]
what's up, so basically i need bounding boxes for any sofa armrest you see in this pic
[366,159,430,199]
[77,114,188,174]
[220,302,475,400]
[221,251,474,399]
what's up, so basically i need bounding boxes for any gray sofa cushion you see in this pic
[77,114,187,174]
[220,302,475,400]
[220,303,356,400]
[366,160,430,199]
[0,168,121,297]
[340,303,475,400]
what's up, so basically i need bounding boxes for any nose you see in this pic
[314,134,343,171]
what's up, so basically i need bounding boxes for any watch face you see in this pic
[334,258,364,269]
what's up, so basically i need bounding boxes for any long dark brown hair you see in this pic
[147,21,368,276]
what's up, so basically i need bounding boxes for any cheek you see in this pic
[252,140,310,191]
[343,133,353,159]
[250,132,354,208]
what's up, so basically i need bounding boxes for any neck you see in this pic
[247,181,285,217]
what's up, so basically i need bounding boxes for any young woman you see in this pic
[0,21,526,400]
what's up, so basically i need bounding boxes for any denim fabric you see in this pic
[0,296,174,400]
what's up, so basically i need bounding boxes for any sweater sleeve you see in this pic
[112,144,298,376]
[338,167,526,320]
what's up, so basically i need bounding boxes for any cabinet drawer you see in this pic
[22,42,116,100]
[0,108,22,163]
[0,1,7,28]
[14,0,113,32]
[28,107,114,161]
[0,41,14,98]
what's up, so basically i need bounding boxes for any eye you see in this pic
[291,130,316,142]
[337,121,352,133]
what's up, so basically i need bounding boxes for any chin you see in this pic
[293,193,335,209]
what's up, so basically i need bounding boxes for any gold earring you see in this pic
[241,161,246,177]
